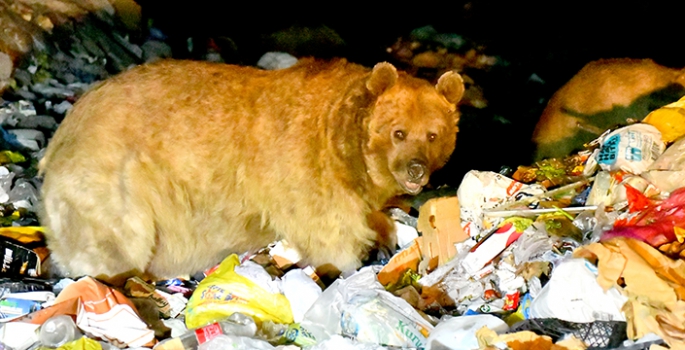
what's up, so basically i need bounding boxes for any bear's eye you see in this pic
[428,133,437,142]
[394,130,406,141]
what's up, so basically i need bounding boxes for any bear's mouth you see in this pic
[393,159,429,195]
[399,179,424,195]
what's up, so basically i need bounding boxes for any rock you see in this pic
[8,129,45,151]
[30,82,74,99]
[257,52,298,70]
[9,178,40,210]
[11,87,36,100]
[410,25,439,41]
[112,32,143,59]
[0,100,35,126]
[142,40,173,63]
[51,100,73,115]
[12,69,31,87]
[15,115,58,130]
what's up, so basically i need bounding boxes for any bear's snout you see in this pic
[407,159,427,183]
[393,158,429,195]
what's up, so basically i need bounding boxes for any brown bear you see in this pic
[532,58,685,161]
[38,58,465,281]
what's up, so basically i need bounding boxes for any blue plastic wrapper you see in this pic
[0,297,42,319]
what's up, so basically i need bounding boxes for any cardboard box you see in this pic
[417,196,469,271]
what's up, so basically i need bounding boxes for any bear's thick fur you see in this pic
[532,58,685,160]
[38,58,464,280]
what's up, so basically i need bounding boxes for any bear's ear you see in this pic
[436,71,465,104]
[366,62,398,96]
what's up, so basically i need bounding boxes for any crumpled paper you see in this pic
[457,170,546,236]
[642,136,685,193]
[574,237,685,348]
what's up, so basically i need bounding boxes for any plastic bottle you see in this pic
[38,315,82,347]
[154,313,257,350]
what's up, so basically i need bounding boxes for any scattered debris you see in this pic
[0,3,684,350]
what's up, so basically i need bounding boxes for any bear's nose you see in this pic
[407,159,427,182]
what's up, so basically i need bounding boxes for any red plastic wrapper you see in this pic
[502,291,520,311]
[601,186,685,247]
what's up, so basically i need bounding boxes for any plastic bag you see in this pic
[457,170,546,236]
[642,135,685,193]
[300,267,433,348]
[595,124,665,174]
[425,314,508,350]
[306,334,389,350]
[601,186,685,247]
[58,336,102,350]
[197,334,276,350]
[643,95,685,143]
[340,290,433,349]
[649,135,685,171]
[282,268,321,323]
[185,254,293,329]
[528,258,626,323]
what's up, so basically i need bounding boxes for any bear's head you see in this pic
[364,63,464,197]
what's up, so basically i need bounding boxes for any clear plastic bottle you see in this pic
[38,315,82,347]
[154,313,257,350]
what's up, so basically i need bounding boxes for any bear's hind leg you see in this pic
[40,160,158,282]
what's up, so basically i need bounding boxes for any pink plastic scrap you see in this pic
[601,186,685,247]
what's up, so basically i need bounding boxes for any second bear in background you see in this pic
[532,58,685,161]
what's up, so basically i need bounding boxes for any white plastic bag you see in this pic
[340,290,433,349]
[300,267,383,344]
[529,258,627,322]
[197,334,276,350]
[305,334,388,350]
[300,267,433,348]
[595,124,665,174]
[282,269,322,323]
[425,314,508,350]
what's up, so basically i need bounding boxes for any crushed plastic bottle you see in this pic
[38,315,82,348]
[154,313,258,350]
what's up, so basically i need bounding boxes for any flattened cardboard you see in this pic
[377,238,423,286]
[417,196,469,270]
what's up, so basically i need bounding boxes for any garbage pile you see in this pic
[2,4,685,350]
[3,110,685,349]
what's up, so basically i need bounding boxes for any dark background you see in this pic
[135,0,685,187]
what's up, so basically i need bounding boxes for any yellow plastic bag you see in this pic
[0,226,45,244]
[643,95,685,143]
[0,151,26,165]
[185,254,293,329]
[58,337,102,350]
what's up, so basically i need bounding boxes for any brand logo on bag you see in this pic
[200,286,243,302]
[597,135,619,164]
[396,320,426,348]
